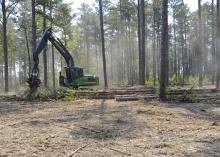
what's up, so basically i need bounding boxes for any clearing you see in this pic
[0,99,220,157]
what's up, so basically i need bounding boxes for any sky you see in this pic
[64,0,211,12]
[184,0,210,11]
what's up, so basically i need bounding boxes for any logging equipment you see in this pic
[27,28,99,92]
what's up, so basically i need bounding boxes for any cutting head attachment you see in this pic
[27,66,41,92]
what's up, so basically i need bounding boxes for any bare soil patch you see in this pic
[0,99,220,156]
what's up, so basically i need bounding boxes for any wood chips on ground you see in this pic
[0,99,220,156]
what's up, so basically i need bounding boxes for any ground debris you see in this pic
[67,143,89,157]
[211,122,218,126]
[1,100,220,156]
[100,144,131,156]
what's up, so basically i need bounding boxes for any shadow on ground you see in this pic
[69,100,147,141]
[165,102,220,156]
[25,100,147,141]
[166,102,220,123]
[0,101,29,116]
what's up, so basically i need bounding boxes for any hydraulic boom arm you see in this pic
[33,28,75,69]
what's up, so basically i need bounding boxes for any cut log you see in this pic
[115,95,139,102]
[115,94,158,102]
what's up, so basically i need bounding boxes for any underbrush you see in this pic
[26,87,78,101]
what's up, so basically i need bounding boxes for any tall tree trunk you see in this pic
[198,0,203,87]
[128,21,133,85]
[173,10,177,82]
[145,14,149,81]
[50,0,55,92]
[95,40,99,75]
[1,65,4,88]
[85,35,90,73]
[43,3,48,87]
[131,25,135,85]
[183,15,189,81]
[137,0,141,78]
[1,0,9,92]
[13,60,17,91]
[212,0,216,85]
[31,0,37,74]
[152,6,157,86]
[160,0,168,100]
[98,0,108,88]
[23,51,27,82]
[110,42,113,85]
[116,33,121,84]
[216,0,220,88]
[152,28,156,86]
[157,35,161,80]
[9,51,13,90]
[181,26,185,82]
[138,0,145,85]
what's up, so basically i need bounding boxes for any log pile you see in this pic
[1,86,220,103]
[76,86,158,101]
[167,88,220,103]
[76,86,220,103]
[115,94,158,102]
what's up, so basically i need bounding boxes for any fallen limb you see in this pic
[115,94,157,102]
[67,143,89,157]
[182,83,196,101]
[115,95,138,102]
[101,144,131,156]
[79,126,103,133]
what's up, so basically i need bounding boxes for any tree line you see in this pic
[0,0,220,99]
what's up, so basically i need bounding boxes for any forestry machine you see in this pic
[27,28,99,92]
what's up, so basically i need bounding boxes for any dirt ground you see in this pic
[0,99,220,157]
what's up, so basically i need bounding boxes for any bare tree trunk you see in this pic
[152,31,156,86]
[43,3,48,87]
[159,0,168,100]
[173,11,177,82]
[1,0,9,93]
[183,15,189,81]
[131,25,136,85]
[85,36,90,73]
[152,6,157,86]
[198,0,203,87]
[138,0,145,85]
[216,0,220,88]
[145,14,149,81]
[98,0,108,88]
[137,0,141,77]
[31,0,36,73]
[23,51,27,81]
[1,65,4,89]
[110,42,113,85]
[50,0,55,92]
[9,51,13,90]
[95,40,99,75]
[128,21,133,85]
[212,0,216,85]
[13,60,17,91]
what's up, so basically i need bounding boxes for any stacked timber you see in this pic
[76,86,158,101]
[76,86,220,103]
